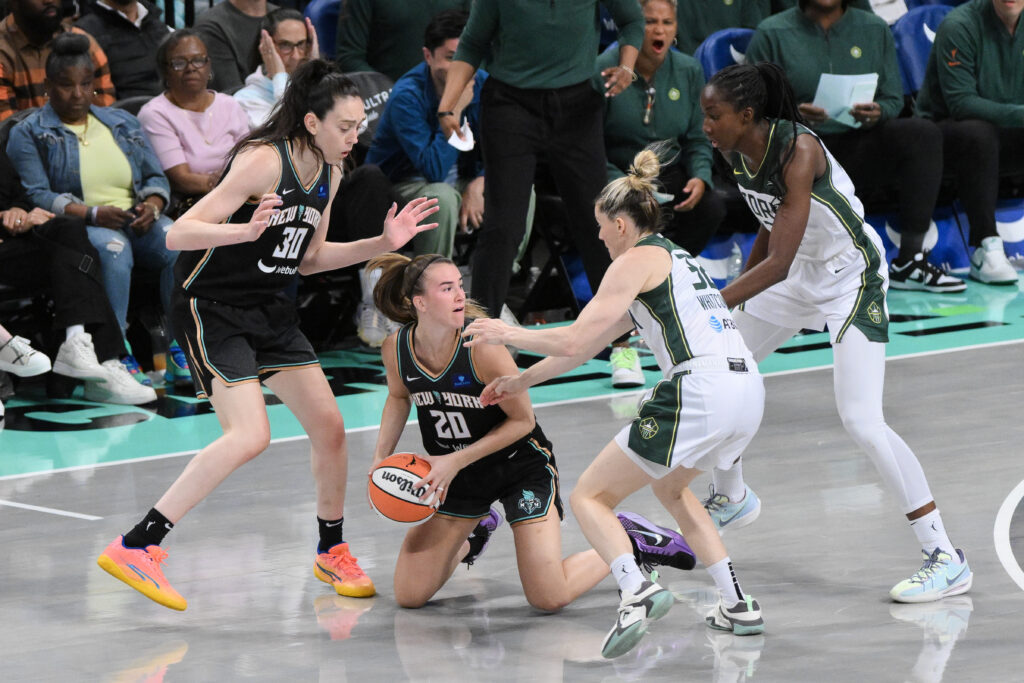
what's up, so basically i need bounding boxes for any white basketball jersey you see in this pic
[628,234,753,378]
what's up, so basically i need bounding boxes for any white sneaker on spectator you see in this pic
[84,359,157,405]
[53,332,106,380]
[610,346,645,388]
[356,302,396,348]
[0,335,51,377]
[969,237,1018,285]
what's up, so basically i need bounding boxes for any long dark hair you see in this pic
[367,253,487,325]
[229,59,360,164]
[707,62,805,194]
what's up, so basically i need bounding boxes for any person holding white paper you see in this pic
[746,0,966,293]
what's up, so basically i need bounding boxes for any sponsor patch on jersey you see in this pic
[453,374,471,388]
[317,184,327,199]
[709,315,724,333]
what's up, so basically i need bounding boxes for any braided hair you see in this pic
[707,62,805,195]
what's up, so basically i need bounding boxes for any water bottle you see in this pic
[726,242,744,283]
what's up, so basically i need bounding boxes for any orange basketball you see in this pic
[368,453,437,525]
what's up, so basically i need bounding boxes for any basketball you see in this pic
[368,453,437,525]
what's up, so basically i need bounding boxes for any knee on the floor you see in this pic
[524,590,570,613]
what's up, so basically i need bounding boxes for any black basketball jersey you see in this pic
[175,139,332,305]
[397,322,548,461]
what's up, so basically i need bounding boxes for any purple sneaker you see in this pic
[462,507,504,566]
[617,511,696,572]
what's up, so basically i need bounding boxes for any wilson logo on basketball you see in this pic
[374,469,427,499]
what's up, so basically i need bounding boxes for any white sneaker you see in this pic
[969,237,1018,285]
[356,302,396,348]
[0,336,51,377]
[0,396,5,432]
[52,332,106,380]
[84,359,157,405]
[610,346,644,388]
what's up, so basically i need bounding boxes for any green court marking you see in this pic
[1,283,1021,478]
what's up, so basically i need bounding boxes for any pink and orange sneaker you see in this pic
[97,536,187,611]
[314,542,376,598]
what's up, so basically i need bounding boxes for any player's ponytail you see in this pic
[230,59,360,164]
[367,253,487,324]
[595,146,668,234]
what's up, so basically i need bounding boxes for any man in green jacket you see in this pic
[746,0,966,294]
[916,0,1024,285]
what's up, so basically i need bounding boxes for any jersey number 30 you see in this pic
[272,227,309,260]
[430,410,471,439]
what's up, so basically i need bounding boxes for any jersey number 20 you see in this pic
[430,410,471,439]
[272,227,309,260]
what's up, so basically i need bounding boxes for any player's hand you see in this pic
[380,197,439,250]
[414,453,460,506]
[459,176,485,231]
[240,193,281,243]
[480,374,525,406]
[673,177,706,212]
[850,102,882,127]
[462,317,512,347]
[602,65,633,98]
[798,102,828,126]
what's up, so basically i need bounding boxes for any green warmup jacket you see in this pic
[745,7,903,136]
[335,0,470,83]
[454,0,644,90]
[593,47,713,187]
[916,0,1024,127]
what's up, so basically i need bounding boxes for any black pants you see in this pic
[937,119,1024,246]
[326,163,399,243]
[0,216,125,361]
[475,78,611,317]
[820,117,944,240]
[657,162,726,256]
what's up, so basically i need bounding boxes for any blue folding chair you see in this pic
[304,0,342,60]
[693,28,754,81]
[903,0,966,10]
[892,5,953,94]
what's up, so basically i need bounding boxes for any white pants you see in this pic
[729,310,933,514]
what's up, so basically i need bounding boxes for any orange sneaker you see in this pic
[314,542,376,598]
[97,536,187,611]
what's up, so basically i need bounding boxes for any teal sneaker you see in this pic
[165,341,192,386]
[706,595,765,635]
[889,549,972,604]
[601,580,674,659]
[121,354,153,387]
[703,485,761,532]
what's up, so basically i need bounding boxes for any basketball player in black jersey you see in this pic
[96,60,439,611]
[366,253,693,612]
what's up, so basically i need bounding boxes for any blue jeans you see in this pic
[86,216,177,342]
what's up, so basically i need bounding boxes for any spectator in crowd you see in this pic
[597,0,724,259]
[139,30,249,220]
[7,33,183,387]
[437,0,645,322]
[73,0,171,99]
[194,0,277,93]
[0,148,157,404]
[675,0,770,55]
[746,0,966,293]
[916,0,1024,285]
[234,9,319,128]
[335,0,470,83]
[0,0,115,120]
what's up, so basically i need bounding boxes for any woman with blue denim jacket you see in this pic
[6,33,184,386]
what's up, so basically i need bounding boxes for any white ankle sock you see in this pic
[610,553,644,594]
[707,557,744,607]
[66,325,85,341]
[712,463,746,503]
[910,509,955,557]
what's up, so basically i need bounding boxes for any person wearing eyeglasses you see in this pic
[595,0,724,263]
[73,0,172,99]
[138,30,250,215]
[234,9,320,129]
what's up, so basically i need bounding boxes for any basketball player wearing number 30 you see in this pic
[698,62,971,604]
[96,60,440,611]
[365,252,695,616]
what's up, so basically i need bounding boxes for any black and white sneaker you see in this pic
[706,595,765,635]
[601,580,675,659]
[889,252,966,293]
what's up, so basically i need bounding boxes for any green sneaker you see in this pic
[610,346,644,388]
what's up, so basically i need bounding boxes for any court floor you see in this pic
[1,282,1023,682]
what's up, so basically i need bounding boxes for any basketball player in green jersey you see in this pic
[697,62,971,604]
[96,60,439,611]
[464,148,767,657]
